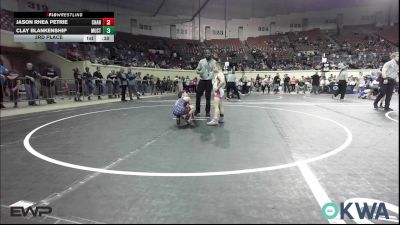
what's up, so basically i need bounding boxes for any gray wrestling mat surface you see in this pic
[1,93,398,223]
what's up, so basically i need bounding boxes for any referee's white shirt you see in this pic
[382,58,399,79]
[337,69,348,81]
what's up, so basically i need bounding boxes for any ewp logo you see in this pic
[10,206,52,217]
[322,198,399,223]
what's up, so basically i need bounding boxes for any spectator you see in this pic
[178,76,184,92]
[5,70,20,108]
[22,63,40,106]
[62,79,69,99]
[290,75,297,92]
[155,77,162,95]
[192,77,198,93]
[136,72,144,95]
[149,75,155,94]
[296,78,307,94]
[106,70,119,98]
[93,66,104,100]
[117,68,128,102]
[266,75,272,94]
[0,60,9,108]
[73,67,83,102]
[127,68,140,100]
[273,73,281,94]
[240,72,249,94]
[41,64,58,104]
[283,74,291,94]
[142,74,149,94]
[311,72,320,94]
[226,67,240,100]
[83,67,95,100]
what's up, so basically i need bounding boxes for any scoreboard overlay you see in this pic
[13,12,115,42]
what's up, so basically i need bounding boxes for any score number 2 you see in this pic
[102,18,114,26]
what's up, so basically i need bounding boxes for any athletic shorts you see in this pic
[173,104,190,117]
[214,89,224,99]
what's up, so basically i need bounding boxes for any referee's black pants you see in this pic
[374,78,395,110]
[334,80,347,99]
[195,80,212,114]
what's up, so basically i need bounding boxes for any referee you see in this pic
[332,63,348,101]
[195,49,216,117]
[374,52,399,111]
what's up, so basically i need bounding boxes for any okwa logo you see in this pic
[322,198,399,223]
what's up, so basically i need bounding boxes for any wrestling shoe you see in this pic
[206,119,219,126]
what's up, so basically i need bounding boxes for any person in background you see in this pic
[4,70,20,108]
[296,77,306,94]
[93,66,104,100]
[167,76,173,92]
[310,72,320,94]
[117,68,128,102]
[83,67,94,100]
[192,77,198,93]
[155,77,162,95]
[375,72,386,108]
[332,63,349,101]
[261,76,267,94]
[149,74,155,95]
[106,70,114,98]
[328,74,333,82]
[290,75,297,92]
[142,74,149,94]
[374,52,399,111]
[185,75,191,93]
[240,69,248,94]
[127,68,140,100]
[182,76,187,92]
[226,66,240,100]
[283,74,291,94]
[256,74,261,84]
[22,63,40,106]
[254,78,260,92]
[62,79,69,99]
[161,77,167,94]
[178,76,184,92]
[320,76,329,93]
[173,76,179,93]
[107,70,119,98]
[136,72,143,95]
[73,67,83,102]
[0,60,9,108]
[41,64,58,104]
[265,75,272,94]
[273,73,281,94]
